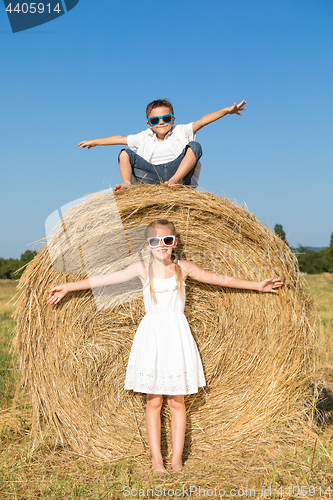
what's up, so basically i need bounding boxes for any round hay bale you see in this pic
[14,185,316,462]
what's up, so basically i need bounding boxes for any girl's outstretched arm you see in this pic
[179,260,283,293]
[47,261,145,305]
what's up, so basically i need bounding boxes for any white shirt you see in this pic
[127,123,201,187]
[150,141,176,164]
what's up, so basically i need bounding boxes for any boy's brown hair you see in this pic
[146,99,174,118]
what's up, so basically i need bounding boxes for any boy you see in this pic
[78,98,246,191]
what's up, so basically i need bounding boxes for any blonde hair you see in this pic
[145,220,183,302]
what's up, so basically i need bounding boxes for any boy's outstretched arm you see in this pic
[78,135,128,150]
[192,100,246,134]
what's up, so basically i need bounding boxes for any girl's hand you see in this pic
[258,278,284,293]
[78,140,96,150]
[47,285,69,305]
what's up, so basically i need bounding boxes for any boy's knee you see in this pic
[118,148,131,163]
[186,141,202,161]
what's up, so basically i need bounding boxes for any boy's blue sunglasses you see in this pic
[147,114,174,126]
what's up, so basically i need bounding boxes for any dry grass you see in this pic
[0,279,19,409]
[12,185,318,468]
[305,274,333,367]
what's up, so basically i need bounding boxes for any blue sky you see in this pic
[1,0,332,258]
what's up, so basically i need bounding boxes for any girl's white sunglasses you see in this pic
[147,235,176,248]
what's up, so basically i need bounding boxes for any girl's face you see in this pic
[146,225,178,262]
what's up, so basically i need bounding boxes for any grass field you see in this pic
[0,280,19,409]
[1,276,333,499]
[304,275,333,368]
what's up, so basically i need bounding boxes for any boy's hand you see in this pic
[192,100,247,133]
[227,100,246,116]
[78,140,96,150]
[47,285,69,305]
[257,278,284,293]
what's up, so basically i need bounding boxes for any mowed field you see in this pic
[1,276,333,499]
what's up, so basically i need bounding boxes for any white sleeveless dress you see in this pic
[124,274,206,395]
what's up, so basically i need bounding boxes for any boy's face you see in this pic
[146,106,175,137]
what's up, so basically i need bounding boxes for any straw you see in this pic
[14,185,317,461]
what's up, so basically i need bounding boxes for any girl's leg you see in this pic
[167,395,186,471]
[146,394,167,473]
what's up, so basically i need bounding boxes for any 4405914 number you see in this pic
[276,485,331,496]
[6,3,61,14]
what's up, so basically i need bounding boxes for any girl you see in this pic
[47,219,283,474]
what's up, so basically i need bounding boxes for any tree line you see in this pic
[1,229,332,280]
[0,250,37,280]
[274,224,333,274]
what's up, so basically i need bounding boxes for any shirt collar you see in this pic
[147,126,175,141]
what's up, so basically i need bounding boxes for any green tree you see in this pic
[296,246,330,274]
[20,250,37,264]
[15,250,37,278]
[330,232,333,273]
[0,250,37,280]
[0,257,21,279]
[274,224,288,245]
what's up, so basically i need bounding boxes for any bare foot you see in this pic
[152,458,168,474]
[171,460,183,472]
[164,181,178,187]
[113,181,132,192]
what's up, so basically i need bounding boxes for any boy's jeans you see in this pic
[118,141,202,186]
